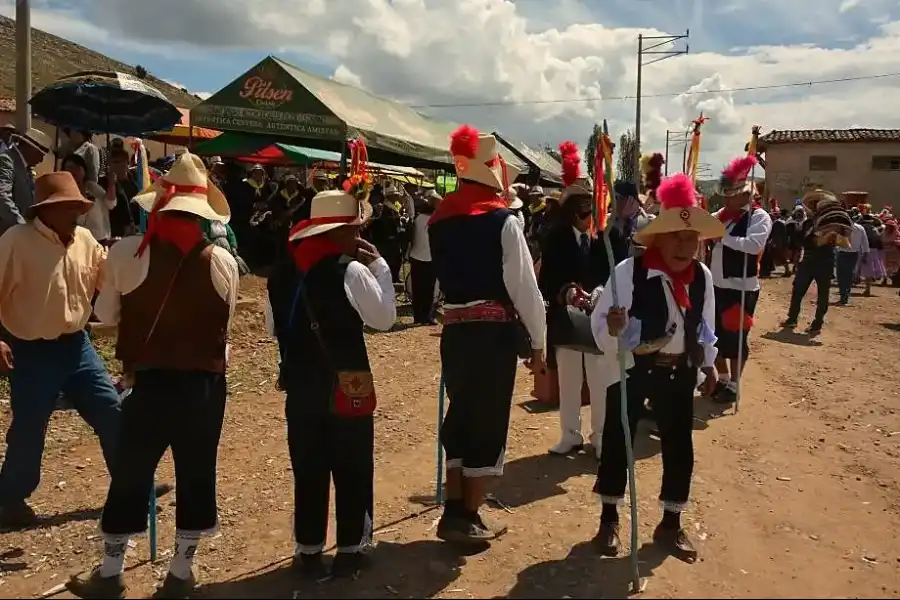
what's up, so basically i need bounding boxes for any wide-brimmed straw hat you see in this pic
[507,187,523,210]
[450,125,521,191]
[132,152,230,223]
[634,173,724,246]
[27,172,93,219]
[289,189,373,241]
[13,127,51,155]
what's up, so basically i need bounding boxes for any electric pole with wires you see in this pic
[634,30,689,186]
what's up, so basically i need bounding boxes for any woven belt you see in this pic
[443,302,514,326]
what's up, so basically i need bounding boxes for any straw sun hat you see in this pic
[633,173,724,246]
[289,190,373,241]
[450,125,521,191]
[132,152,230,223]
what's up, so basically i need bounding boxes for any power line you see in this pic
[409,71,900,109]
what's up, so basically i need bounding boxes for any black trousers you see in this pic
[409,258,437,323]
[440,321,518,477]
[787,255,834,325]
[714,286,760,360]
[101,369,226,536]
[594,362,696,512]
[286,393,374,554]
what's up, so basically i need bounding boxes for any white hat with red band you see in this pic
[133,152,230,223]
[289,190,373,241]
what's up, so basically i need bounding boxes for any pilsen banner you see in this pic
[192,56,345,140]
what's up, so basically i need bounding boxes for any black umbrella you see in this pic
[29,70,182,136]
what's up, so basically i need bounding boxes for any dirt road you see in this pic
[0,275,898,598]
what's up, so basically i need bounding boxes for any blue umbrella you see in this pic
[29,71,182,136]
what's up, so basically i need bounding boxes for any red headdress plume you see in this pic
[720,155,757,187]
[559,141,581,187]
[656,173,697,210]
[450,125,479,159]
[341,138,371,200]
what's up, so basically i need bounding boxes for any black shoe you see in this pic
[291,553,328,580]
[331,552,369,579]
[436,510,506,544]
[0,502,37,530]
[156,567,197,599]
[781,318,798,328]
[592,521,620,557]
[66,566,127,599]
[652,523,698,563]
[712,384,737,405]
[808,321,823,336]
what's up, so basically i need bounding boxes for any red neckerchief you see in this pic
[149,214,204,254]
[428,182,508,225]
[291,235,344,273]
[642,246,695,309]
[135,181,208,257]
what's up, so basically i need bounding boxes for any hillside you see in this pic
[0,14,200,110]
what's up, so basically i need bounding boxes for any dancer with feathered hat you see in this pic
[429,125,545,544]
[708,156,772,404]
[590,173,724,561]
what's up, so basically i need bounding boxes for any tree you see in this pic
[616,129,638,185]
[584,123,602,179]
[134,65,148,79]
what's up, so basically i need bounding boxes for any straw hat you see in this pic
[27,172,93,218]
[13,127,51,154]
[133,152,230,223]
[450,125,521,191]
[507,187,523,210]
[289,189,373,241]
[633,173,724,246]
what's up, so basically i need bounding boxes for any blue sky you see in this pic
[3,0,899,172]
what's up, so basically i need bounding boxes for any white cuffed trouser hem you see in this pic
[337,511,375,555]
[599,495,626,506]
[174,524,219,540]
[660,499,688,513]
[294,542,325,556]
[461,445,506,478]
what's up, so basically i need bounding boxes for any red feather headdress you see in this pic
[559,141,581,187]
[657,173,696,210]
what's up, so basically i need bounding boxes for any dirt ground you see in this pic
[0,272,898,599]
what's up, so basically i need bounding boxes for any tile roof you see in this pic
[760,129,900,144]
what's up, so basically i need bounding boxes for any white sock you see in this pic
[99,535,130,577]
[168,534,199,580]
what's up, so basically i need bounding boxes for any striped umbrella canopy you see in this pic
[29,71,182,136]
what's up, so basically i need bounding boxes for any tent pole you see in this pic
[339,139,348,185]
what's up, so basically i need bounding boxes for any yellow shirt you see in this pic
[0,219,106,340]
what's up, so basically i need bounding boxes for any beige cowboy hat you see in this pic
[133,152,230,223]
[13,127,52,155]
[802,188,838,212]
[634,173,724,246]
[289,189,373,241]
[26,171,93,219]
[450,125,521,191]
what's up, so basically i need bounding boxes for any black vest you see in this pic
[629,256,706,362]
[429,209,512,305]
[722,210,762,278]
[267,255,371,405]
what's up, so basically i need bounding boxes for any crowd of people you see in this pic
[0,118,892,597]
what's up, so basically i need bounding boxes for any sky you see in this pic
[2,0,900,175]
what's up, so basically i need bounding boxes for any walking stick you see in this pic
[435,374,446,505]
[597,121,645,593]
[734,126,761,415]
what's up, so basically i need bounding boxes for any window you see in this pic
[808,155,837,171]
[871,156,900,171]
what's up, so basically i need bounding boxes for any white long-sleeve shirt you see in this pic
[590,257,718,386]
[265,256,396,336]
[443,215,546,350]
[79,181,117,242]
[837,222,869,254]
[409,213,432,262]
[710,206,772,291]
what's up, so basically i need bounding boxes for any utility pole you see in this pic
[15,0,31,132]
[634,30,689,186]
[664,130,670,175]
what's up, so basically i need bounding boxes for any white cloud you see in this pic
[839,0,862,13]
[13,0,900,176]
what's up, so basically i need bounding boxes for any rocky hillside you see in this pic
[0,14,200,109]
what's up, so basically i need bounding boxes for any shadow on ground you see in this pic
[760,329,823,347]
[196,540,461,599]
[498,540,669,599]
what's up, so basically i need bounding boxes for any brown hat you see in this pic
[27,172,93,219]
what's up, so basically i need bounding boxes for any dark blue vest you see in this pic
[722,210,761,278]
[267,255,371,406]
[429,209,512,305]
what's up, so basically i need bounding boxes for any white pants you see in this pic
[555,347,609,448]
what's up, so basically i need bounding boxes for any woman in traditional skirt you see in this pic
[882,220,900,284]
[859,217,887,295]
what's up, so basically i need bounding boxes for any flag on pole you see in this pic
[686,114,708,209]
